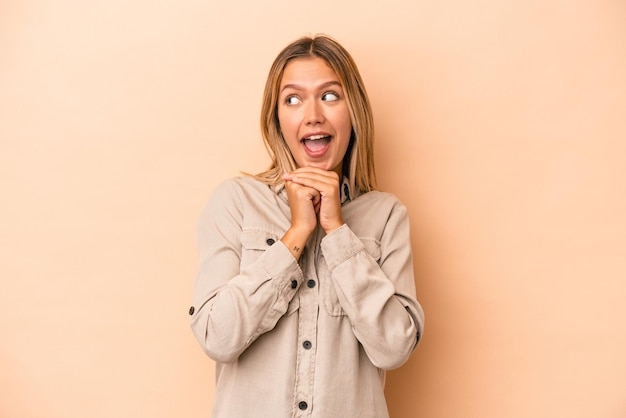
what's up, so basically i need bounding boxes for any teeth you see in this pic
[305,134,329,141]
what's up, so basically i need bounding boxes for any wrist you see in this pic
[281,227,310,261]
[323,220,344,235]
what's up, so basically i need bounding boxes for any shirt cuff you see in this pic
[320,223,365,270]
[257,239,304,292]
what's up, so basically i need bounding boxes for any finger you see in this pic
[313,199,321,214]
[284,171,339,192]
[284,167,338,182]
[311,191,321,206]
[286,181,321,203]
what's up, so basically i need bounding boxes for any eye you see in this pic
[285,95,301,105]
[322,92,340,102]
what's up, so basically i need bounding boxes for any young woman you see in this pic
[190,34,424,418]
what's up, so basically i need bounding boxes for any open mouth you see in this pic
[302,134,331,155]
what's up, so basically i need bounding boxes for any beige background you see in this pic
[1,0,625,417]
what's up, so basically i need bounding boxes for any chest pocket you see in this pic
[322,237,382,317]
[240,228,279,267]
[240,228,299,315]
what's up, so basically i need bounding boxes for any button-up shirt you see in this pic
[190,176,424,418]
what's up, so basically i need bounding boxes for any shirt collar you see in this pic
[340,176,352,204]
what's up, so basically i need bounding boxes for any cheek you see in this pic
[277,110,298,138]
[335,105,351,130]
[338,110,353,138]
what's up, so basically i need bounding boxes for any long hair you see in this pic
[254,34,376,195]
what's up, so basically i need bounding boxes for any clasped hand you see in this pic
[283,167,344,237]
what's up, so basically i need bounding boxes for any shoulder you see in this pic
[206,176,280,214]
[210,176,272,201]
[354,189,408,213]
[344,190,410,233]
[343,190,411,241]
[200,176,273,225]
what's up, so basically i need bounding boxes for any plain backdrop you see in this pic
[1,0,625,417]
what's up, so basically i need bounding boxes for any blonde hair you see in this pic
[254,34,376,195]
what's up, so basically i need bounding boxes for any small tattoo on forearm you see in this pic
[293,246,300,253]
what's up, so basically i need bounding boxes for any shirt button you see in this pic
[306,279,316,288]
[188,306,195,315]
[266,238,275,246]
[291,280,298,289]
[303,340,312,349]
[298,401,308,410]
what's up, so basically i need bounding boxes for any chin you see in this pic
[310,162,335,171]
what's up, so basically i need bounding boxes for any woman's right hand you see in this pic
[280,179,320,260]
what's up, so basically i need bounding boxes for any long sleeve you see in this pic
[190,179,424,417]
[320,201,424,370]
[189,179,303,363]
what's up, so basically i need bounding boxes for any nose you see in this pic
[305,100,325,125]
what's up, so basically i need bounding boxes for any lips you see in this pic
[301,133,331,157]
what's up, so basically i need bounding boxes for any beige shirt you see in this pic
[190,176,424,418]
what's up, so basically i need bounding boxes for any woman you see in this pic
[190,34,424,418]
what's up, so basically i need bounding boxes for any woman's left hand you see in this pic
[283,167,344,234]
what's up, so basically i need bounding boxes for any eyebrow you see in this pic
[280,80,342,93]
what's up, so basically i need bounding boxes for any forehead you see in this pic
[280,57,340,87]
